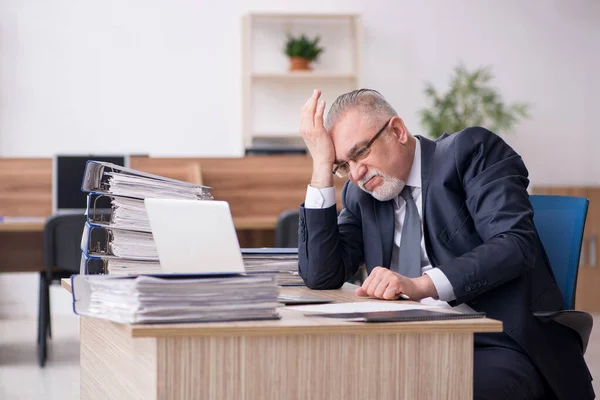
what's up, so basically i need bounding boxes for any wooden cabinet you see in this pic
[532,186,600,312]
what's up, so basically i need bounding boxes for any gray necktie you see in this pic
[397,186,422,278]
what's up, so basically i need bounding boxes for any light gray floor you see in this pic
[1,315,599,399]
[0,316,80,400]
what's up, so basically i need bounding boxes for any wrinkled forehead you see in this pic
[329,110,377,161]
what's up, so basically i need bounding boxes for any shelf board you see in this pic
[252,131,301,138]
[251,72,357,81]
[248,12,359,20]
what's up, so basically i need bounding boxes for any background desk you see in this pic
[0,156,347,273]
[62,280,502,400]
[0,222,46,273]
[0,217,279,274]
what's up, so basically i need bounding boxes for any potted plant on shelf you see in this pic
[419,64,530,139]
[284,34,324,72]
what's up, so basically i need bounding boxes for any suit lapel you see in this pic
[416,135,436,259]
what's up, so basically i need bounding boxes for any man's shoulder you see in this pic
[430,126,507,161]
[434,126,500,147]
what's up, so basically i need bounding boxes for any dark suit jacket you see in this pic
[298,127,594,400]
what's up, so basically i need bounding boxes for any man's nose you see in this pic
[349,160,366,182]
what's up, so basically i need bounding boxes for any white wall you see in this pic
[0,0,598,317]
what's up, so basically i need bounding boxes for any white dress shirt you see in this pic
[304,139,475,312]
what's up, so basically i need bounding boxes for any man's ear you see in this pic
[390,116,408,144]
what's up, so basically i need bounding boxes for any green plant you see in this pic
[284,34,324,61]
[419,64,530,139]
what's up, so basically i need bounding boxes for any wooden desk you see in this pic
[62,279,502,400]
[0,222,46,273]
[0,217,279,273]
[0,217,276,233]
[0,221,45,232]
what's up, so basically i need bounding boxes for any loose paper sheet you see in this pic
[287,301,436,314]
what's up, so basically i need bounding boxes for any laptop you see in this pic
[143,198,246,274]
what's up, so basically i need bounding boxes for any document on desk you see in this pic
[287,301,436,314]
[241,248,303,286]
[71,274,281,324]
[290,301,486,322]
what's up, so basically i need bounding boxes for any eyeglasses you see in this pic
[332,117,392,178]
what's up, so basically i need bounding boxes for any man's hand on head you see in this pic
[355,267,438,301]
[300,89,335,189]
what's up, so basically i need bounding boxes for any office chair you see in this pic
[39,211,109,367]
[530,194,593,353]
[274,209,365,284]
[274,209,300,248]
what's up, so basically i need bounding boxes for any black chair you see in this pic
[274,209,364,284]
[274,210,300,248]
[39,213,89,367]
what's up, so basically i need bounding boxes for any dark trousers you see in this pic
[473,333,547,400]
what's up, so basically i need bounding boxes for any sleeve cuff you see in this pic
[424,268,456,302]
[304,185,336,209]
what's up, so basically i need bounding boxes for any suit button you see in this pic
[475,282,481,289]
[464,285,471,293]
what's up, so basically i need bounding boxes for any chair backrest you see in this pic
[274,209,300,248]
[43,213,90,274]
[530,195,588,309]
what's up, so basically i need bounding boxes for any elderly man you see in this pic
[297,88,593,400]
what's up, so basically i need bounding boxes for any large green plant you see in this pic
[419,64,530,139]
[284,34,324,61]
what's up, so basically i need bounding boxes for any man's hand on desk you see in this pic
[355,267,438,301]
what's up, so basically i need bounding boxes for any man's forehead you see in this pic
[330,111,372,160]
[330,111,371,143]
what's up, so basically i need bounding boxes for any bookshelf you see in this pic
[242,12,363,151]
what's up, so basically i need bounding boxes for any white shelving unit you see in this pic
[242,12,363,151]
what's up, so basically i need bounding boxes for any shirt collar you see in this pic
[406,137,422,188]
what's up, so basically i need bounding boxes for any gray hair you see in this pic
[325,89,398,131]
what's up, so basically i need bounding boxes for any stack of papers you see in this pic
[72,274,280,324]
[109,229,158,259]
[106,172,213,200]
[106,259,161,275]
[110,196,153,232]
[242,249,303,286]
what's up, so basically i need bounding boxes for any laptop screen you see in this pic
[144,198,246,274]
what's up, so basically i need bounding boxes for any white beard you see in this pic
[358,170,405,201]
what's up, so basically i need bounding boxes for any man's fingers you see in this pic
[300,89,320,134]
[361,267,386,296]
[383,284,401,300]
[373,280,390,299]
[355,286,368,297]
[305,89,320,125]
[314,99,326,127]
[360,268,375,290]
[365,273,384,296]
[361,267,381,295]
